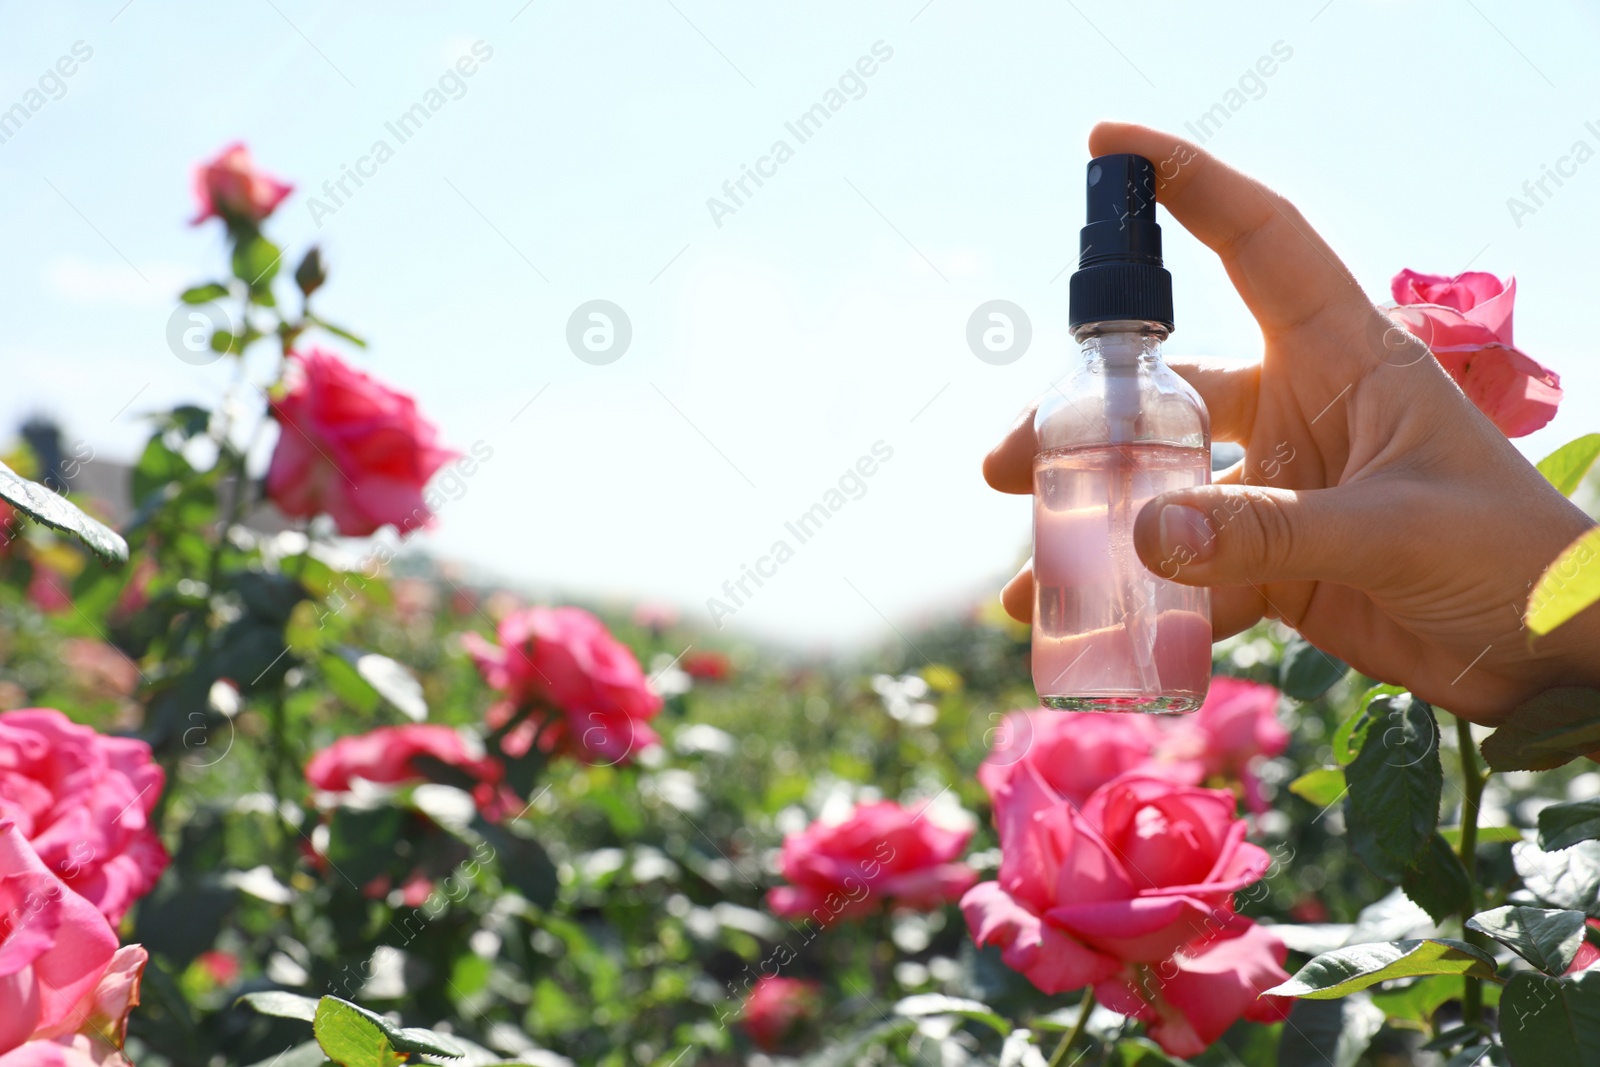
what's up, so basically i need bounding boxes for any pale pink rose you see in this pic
[1389,269,1560,437]
[305,724,512,820]
[766,801,976,925]
[463,607,662,765]
[961,769,1283,1056]
[0,711,168,924]
[979,709,1201,808]
[1156,677,1287,813]
[0,816,120,1055]
[266,349,460,537]
[1093,922,1292,1059]
[741,976,822,1053]
[190,142,293,227]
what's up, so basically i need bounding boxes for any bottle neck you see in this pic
[1072,319,1169,367]
[1073,320,1167,445]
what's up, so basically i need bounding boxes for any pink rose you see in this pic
[979,709,1201,808]
[1,943,147,1067]
[1156,677,1288,813]
[1389,269,1561,437]
[0,815,121,1056]
[190,142,293,227]
[961,769,1287,1057]
[682,650,732,682]
[0,710,168,924]
[766,801,977,925]
[305,724,512,820]
[463,607,662,765]
[740,976,822,1054]
[1094,922,1292,1059]
[266,349,460,537]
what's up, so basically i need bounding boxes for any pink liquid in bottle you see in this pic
[1032,441,1211,713]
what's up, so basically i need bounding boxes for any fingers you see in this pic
[1001,563,1032,623]
[1167,358,1259,444]
[1001,562,1265,635]
[983,404,1038,495]
[1132,482,1385,590]
[1087,122,1368,339]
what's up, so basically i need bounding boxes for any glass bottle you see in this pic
[1033,155,1212,712]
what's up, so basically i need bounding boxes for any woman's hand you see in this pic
[985,121,1599,725]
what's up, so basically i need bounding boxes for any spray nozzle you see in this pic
[1069,153,1175,331]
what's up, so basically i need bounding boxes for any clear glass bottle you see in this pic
[1033,153,1212,713]
[1032,320,1211,712]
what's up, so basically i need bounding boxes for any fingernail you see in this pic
[1158,504,1214,566]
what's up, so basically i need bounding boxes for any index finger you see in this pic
[1088,122,1369,338]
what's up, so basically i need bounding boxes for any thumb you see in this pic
[1132,483,1378,589]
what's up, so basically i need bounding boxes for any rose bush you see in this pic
[0,139,1587,1067]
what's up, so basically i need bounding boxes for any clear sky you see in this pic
[3,0,1598,647]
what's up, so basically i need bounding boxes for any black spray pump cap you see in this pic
[1068,153,1175,332]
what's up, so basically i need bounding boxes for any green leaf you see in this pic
[1514,840,1600,916]
[1279,636,1349,700]
[1481,688,1600,772]
[474,818,558,910]
[314,997,464,1060]
[1499,969,1600,1067]
[244,1042,333,1067]
[309,314,368,348]
[1276,994,1386,1067]
[799,1018,914,1067]
[1371,975,1472,1029]
[1265,939,1499,999]
[998,1028,1048,1067]
[1540,798,1600,851]
[1467,906,1588,975]
[233,235,283,291]
[313,997,404,1067]
[0,458,128,563]
[893,994,1010,1035]
[1527,528,1600,636]
[1332,684,1405,766]
[326,807,404,885]
[1537,433,1600,496]
[131,875,237,969]
[238,990,320,1022]
[1440,825,1525,847]
[320,652,381,714]
[181,282,230,304]
[339,648,426,721]
[1289,767,1347,808]
[1111,1036,1188,1066]
[1345,692,1442,881]
[210,329,242,355]
[1401,833,1471,923]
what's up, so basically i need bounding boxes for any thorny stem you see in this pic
[1047,988,1095,1067]
[1455,713,1490,1029]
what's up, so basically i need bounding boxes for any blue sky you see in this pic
[3,0,1598,645]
